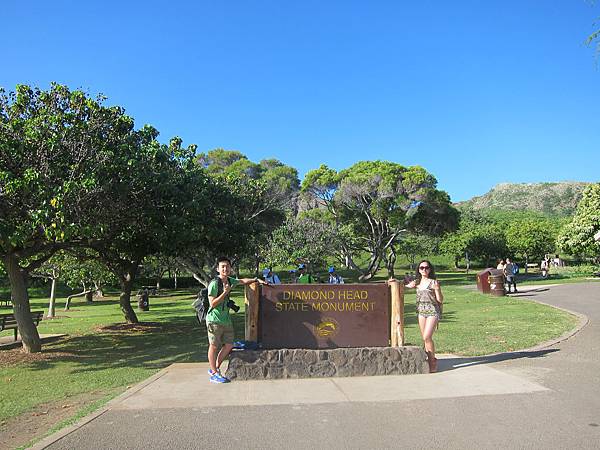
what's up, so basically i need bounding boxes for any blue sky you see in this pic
[2,1,599,201]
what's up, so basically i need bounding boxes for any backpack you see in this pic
[512,264,519,275]
[192,277,223,325]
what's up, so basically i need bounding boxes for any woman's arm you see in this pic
[432,280,443,303]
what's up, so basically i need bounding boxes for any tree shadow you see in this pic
[437,349,560,372]
[23,315,209,373]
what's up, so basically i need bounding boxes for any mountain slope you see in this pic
[456,182,591,216]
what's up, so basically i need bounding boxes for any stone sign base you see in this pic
[226,347,429,380]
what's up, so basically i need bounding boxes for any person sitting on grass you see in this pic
[206,256,268,384]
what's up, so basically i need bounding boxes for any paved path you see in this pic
[35,283,600,450]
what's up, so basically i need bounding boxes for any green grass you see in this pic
[402,284,577,356]
[0,288,220,422]
[0,273,580,425]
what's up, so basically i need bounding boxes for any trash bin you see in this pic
[137,289,150,311]
[477,269,492,294]
[488,269,506,297]
[477,268,505,296]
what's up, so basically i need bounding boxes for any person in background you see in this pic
[504,257,518,293]
[262,268,281,284]
[540,256,550,278]
[327,266,344,284]
[496,258,506,287]
[553,254,562,268]
[402,260,443,373]
[295,263,314,283]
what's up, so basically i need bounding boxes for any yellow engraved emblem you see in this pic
[315,317,339,338]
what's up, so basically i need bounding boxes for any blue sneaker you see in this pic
[210,373,230,384]
[208,368,223,376]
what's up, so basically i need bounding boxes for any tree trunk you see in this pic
[465,252,470,274]
[3,253,41,353]
[174,270,178,290]
[119,262,139,323]
[85,290,93,303]
[47,278,57,318]
[64,289,94,310]
[358,251,381,281]
[386,247,397,279]
[94,282,104,298]
[525,254,529,274]
[254,254,260,279]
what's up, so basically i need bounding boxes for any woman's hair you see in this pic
[415,259,437,283]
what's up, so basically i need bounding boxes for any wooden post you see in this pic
[389,280,404,347]
[244,283,260,342]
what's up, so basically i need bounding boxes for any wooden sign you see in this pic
[259,284,390,349]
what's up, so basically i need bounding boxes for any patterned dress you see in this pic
[416,279,442,320]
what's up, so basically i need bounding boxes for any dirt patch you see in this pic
[0,390,114,450]
[95,322,164,333]
[0,347,74,367]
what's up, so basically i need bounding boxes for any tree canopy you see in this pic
[557,183,600,260]
[302,161,458,279]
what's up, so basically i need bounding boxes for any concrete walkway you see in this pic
[33,283,600,450]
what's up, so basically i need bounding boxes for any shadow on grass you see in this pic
[437,348,560,373]
[21,313,250,375]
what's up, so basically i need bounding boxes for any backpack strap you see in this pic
[216,277,227,311]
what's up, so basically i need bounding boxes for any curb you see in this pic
[29,367,171,450]
[514,295,589,353]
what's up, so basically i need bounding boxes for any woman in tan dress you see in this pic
[405,260,443,373]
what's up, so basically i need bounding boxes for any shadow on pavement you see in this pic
[437,349,560,372]
[506,287,551,298]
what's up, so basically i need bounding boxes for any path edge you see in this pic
[29,367,171,450]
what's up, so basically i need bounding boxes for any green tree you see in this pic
[0,84,135,352]
[263,216,342,272]
[88,135,210,323]
[397,233,440,270]
[505,218,558,271]
[440,214,508,269]
[302,161,457,280]
[179,150,298,284]
[557,183,600,261]
[32,251,115,317]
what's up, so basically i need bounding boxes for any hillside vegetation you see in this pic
[457,181,590,216]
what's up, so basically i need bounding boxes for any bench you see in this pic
[0,297,11,308]
[0,311,44,341]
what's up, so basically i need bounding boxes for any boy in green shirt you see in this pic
[207,256,267,383]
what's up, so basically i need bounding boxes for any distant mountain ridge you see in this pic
[456,181,591,216]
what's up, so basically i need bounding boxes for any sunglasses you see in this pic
[418,266,430,270]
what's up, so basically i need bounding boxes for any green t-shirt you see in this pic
[297,273,313,284]
[206,276,239,325]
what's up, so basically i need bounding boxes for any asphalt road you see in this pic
[38,282,600,450]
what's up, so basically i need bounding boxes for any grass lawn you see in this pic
[0,273,580,442]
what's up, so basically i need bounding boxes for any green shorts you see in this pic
[206,322,234,348]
